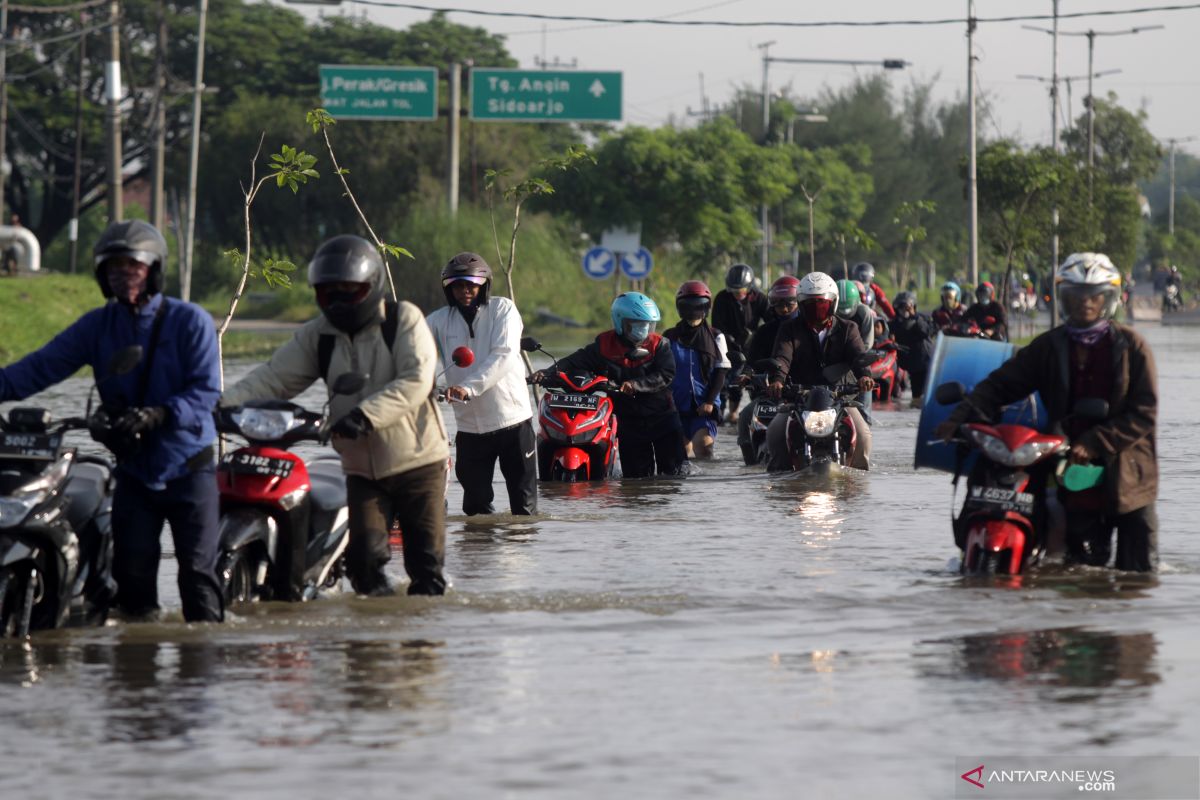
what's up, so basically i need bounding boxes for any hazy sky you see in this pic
[290,0,1200,153]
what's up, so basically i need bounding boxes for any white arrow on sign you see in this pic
[582,246,616,279]
[589,79,606,98]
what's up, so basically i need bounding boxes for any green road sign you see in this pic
[470,69,622,122]
[319,65,438,121]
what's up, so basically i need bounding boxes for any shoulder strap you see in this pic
[381,301,399,353]
[318,334,335,385]
[135,298,171,405]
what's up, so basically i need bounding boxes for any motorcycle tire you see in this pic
[740,441,758,466]
[0,565,34,638]
[220,550,257,606]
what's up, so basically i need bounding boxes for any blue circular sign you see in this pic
[581,246,616,280]
[620,247,653,279]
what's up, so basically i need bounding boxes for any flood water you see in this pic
[2,323,1198,799]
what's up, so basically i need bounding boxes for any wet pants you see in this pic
[112,467,224,622]
[618,423,687,478]
[1065,501,1158,572]
[455,419,538,516]
[346,461,446,595]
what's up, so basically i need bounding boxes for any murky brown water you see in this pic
[1,324,1198,799]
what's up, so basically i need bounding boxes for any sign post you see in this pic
[319,65,438,121]
[470,69,622,122]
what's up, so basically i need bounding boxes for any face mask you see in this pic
[625,321,652,343]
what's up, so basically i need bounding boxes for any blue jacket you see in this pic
[0,294,221,488]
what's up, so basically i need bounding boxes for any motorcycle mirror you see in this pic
[933,381,966,405]
[627,346,650,360]
[107,345,144,377]
[520,336,543,353]
[1071,397,1109,421]
[451,346,475,368]
[330,372,368,396]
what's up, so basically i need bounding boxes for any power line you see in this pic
[10,0,107,12]
[345,1,1200,28]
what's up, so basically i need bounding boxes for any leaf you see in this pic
[337,168,350,175]
[276,173,287,188]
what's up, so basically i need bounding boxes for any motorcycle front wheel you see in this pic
[0,565,34,638]
[220,550,257,605]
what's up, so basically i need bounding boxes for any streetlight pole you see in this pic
[967,0,979,288]
[758,40,774,289]
[182,0,209,302]
[1166,137,1198,236]
[105,0,123,223]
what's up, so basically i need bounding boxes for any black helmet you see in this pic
[852,262,875,285]
[441,251,492,306]
[308,235,387,334]
[725,263,754,290]
[894,291,917,308]
[93,220,168,299]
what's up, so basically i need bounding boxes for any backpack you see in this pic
[317,301,399,383]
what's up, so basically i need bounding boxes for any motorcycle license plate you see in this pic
[548,393,598,411]
[220,451,294,478]
[756,403,779,417]
[0,432,61,460]
[968,486,1034,515]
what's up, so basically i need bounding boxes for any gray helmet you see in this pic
[308,235,387,334]
[441,251,492,306]
[93,220,168,298]
[725,263,754,290]
[852,262,875,285]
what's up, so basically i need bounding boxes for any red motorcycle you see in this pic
[865,341,903,402]
[521,337,619,482]
[935,382,1107,576]
[215,372,367,603]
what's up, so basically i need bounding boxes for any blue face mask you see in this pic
[625,321,652,343]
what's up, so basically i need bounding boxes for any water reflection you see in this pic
[340,638,443,713]
[102,638,220,742]
[918,627,1159,696]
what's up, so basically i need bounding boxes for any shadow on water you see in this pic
[915,627,1160,697]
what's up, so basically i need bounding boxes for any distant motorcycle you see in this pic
[1163,284,1183,313]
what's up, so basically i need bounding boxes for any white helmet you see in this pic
[1056,252,1121,320]
[798,271,839,329]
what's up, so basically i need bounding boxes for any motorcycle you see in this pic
[0,346,144,636]
[738,360,783,466]
[1163,284,1183,313]
[769,357,874,473]
[865,341,904,402]
[214,372,367,604]
[934,381,1108,576]
[521,337,619,482]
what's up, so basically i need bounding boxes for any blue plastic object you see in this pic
[914,333,1048,473]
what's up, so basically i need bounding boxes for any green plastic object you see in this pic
[1062,463,1105,491]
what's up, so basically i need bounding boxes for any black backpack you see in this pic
[316,301,399,383]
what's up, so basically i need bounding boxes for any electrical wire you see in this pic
[343,1,1200,28]
[9,0,107,13]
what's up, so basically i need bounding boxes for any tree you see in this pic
[1063,92,1163,185]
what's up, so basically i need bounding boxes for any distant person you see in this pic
[712,263,768,423]
[664,280,730,459]
[963,281,1008,341]
[890,291,936,405]
[851,262,895,320]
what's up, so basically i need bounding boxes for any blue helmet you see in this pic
[940,281,961,309]
[611,291,661,344]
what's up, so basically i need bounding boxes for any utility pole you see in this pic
[1166,137,1198,236]
[758,40,774,289]
[1050,0,1059,329]
[150,0,167,231]
[0,0,10,225]
[105,0,123,223]
[182,0,209,302]
[447,61,460,216]
[69,18,88,273]
[967,0,979,288]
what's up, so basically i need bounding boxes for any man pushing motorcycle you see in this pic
[935,252,1158,572]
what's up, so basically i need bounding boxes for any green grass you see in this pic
[220,330,293,361]
[0,273,106,363]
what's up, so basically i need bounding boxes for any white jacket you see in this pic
[425,296,533,434]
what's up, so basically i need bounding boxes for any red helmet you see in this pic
[676,280,712,299]
[676,280,712,321]
[976,281,995,302]
[769,275,801,300]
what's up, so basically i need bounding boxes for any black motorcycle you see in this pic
[0,347,142,636]
[740,363,782,466]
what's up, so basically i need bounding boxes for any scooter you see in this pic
[521,337,619,482]
[934,381,1108,576]
[0,346,143,636]
[214,372,367,604]
[739,362,781,466]
[865,342,902,402]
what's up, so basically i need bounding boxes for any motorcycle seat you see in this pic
[308,457,347,512]
[63,461,111,533]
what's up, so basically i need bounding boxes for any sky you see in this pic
[285,0,1200,154]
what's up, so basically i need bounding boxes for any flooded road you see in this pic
[2,323,1198,799]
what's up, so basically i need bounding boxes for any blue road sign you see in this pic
[582,246,616,280]
[620,247,653,279]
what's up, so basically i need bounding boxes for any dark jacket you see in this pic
[964,300,1008,341]
[743,314,791,372]
[557,331,677,426]
[891,312,936,373]
[712,288,769,361]
[770,316,870,387]
[944,323,1156,515]
[0,294,220,489]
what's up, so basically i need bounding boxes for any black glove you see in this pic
[112,406,169,436]
[331,408,372,439]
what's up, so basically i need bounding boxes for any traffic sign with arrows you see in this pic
[620,247,654,279]
[470,69,622,122]
[582,247,617,280]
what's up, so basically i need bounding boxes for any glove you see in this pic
[331,408,372,439]
[112,406,169,437]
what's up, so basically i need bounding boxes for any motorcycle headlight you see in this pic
[232,408,300,441]
[802,408,838,438]
[1010,439,1063,467]
[968,428,1017,466]
[0,453,72,528]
